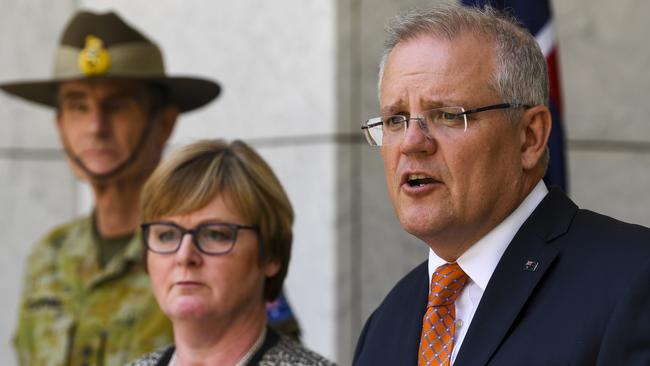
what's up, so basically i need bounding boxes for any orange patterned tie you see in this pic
[418,263,469,366]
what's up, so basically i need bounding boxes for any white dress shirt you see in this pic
[427,181,548,364]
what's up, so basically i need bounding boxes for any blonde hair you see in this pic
[141,139,293,301]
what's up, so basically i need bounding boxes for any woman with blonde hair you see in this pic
[129,139,334,366]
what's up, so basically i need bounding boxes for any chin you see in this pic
[398,207,448,240]
[167,298,213,321]
[85,163,120,175]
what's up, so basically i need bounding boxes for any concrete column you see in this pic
[0,1,78,365]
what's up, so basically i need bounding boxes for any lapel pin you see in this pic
[523,260,539,272]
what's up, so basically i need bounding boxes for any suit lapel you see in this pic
[392,261,429,365]
[454,188,577,366]
[354,260,429,365]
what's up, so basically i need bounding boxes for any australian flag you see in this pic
[462,0,568,192]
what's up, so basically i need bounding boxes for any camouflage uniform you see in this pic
[14,215,173,366]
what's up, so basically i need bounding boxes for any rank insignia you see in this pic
[78,34,111,76]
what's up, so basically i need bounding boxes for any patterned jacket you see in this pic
[13,215,173,366]
[128,327,336,366]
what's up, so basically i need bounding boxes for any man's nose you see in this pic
[400,117,436,154]
[86,107,110,134]
[408,117,429,134]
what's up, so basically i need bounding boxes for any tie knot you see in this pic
[428,263,468,306]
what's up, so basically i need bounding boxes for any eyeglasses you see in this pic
[141,221,258,255]
[361,102,531,146]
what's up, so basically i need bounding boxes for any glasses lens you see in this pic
[363,107,471,147]
[362,118,383,146]
[196,224,237,254]
[147,224,182,253]
[382,115,407,146]
[424,107,466,129]
[363,116,408,146]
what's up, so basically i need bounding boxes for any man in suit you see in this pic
[354,4,650,366]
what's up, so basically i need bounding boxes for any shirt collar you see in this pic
[428,181,548,289]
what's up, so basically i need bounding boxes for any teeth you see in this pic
[408,174,430,181]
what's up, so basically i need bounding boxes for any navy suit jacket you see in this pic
[353,188,650,366]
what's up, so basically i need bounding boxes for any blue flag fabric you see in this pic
[461,0,568,192]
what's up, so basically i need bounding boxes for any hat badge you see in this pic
[78,35,111,76]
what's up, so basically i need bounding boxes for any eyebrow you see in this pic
[380,104,405,115]
[58,90,87,102]
[380,100,451,115]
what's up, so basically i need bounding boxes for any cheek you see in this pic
[228,250,266,291]
[57,122,80,147]
[210,251,258,286]
[116,112,150,144]
[483,134,521,178]
[120,125,146,148]
[442,139,495,203]
[448,136,519,198]
[380,147,399,190]
[146,256,170,298]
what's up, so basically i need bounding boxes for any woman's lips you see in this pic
[174,281,204,287]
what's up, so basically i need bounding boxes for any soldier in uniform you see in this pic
[0,11,220,366]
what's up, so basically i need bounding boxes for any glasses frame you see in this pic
[141,221,259,256]
[361,102,531,146]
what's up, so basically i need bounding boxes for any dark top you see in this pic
[129,327,337,366]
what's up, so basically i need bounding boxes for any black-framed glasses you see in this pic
[141,221,259,255]
[361,102,531,146]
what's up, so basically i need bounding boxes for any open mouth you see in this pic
[406,174,437,187]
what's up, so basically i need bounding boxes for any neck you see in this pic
[92,177,145,238]
[173,306,267,366]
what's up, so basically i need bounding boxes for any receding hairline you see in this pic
[377,4,548,108]
[378,25,501,95]
[380,5,523,52]
[378,30,499,97]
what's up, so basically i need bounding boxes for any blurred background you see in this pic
[1,0,649,364]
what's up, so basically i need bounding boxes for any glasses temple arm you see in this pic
[461,103,532,116]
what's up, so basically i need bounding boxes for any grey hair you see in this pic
[378,4,549,122]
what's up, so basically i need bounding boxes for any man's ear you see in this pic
[155,106,180,144]
[519,105,552,171]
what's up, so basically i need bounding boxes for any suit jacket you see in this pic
[353,188,650,366]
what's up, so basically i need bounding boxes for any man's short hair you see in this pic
[140,139,294,301]
[378,4,549,121]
